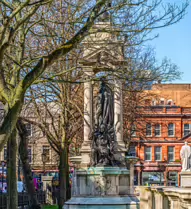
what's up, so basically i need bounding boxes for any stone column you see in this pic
[80,70,93,166]
[164,170,168,186]
[152,187,169,209]
[138,170,141,186]
[129,163,135,194]
[114,80,126,162]
[139,187,153,209]
[125,156,139,193]
[167,196,180,209]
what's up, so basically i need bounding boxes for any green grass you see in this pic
[43,206,58,209]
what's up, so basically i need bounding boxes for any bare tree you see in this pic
[17,119,42,209]
[0,0,188,208]
[21,58,84,208]
[123,46,181,149]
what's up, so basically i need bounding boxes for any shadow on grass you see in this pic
[43,205,58,209]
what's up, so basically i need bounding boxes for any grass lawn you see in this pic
[43,206,58,209]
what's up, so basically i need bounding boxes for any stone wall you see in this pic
[139,186,191,209]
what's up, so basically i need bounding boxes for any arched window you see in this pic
[167,99,173,106]
[160,98,165,105]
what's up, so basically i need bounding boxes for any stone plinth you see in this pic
[42,176,53,191]
[64,196,139,209]
[64,167,139,209]
[73,167,130,196]
[180,171,191,187]
[42,176,53,204]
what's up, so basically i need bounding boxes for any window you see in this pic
[28,147,32,163]
[131,124,136,136]
[24,123,32,137]
[155,147,162,161]
[4,147,7,161]
[167,100,173,105]
[168,123,175,136]
[184,124,190,136]
[128,146,136,157]
[168,147,174,162]
[152,100,156,106]
[155,124,161,136]
[160,100,165,105]
[42,146,50,162]
[146,123,152,136]
[145,147,152,161]
[160,98,165,105]
[167,172,178,186]
[142,172,164,186]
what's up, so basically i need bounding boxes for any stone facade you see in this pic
[0,123,59,177]
[139,186,191,209]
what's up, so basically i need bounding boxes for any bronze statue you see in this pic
[92,80,116,166]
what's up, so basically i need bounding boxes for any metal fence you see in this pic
[0,191,46,209]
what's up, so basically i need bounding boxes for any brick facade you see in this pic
[126,84,191,186]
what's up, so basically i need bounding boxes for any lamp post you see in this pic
[1,161,5,192]
[41,153,47,176]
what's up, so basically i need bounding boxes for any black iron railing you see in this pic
[0,191,46,209]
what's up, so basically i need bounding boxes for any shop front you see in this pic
[142,171,164,186]
[167,171,178,186]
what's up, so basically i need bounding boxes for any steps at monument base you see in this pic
[63,196,140,209]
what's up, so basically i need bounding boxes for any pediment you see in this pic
[82,48,123,64]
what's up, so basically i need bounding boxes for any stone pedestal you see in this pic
[180,171,191,187]
[42,176,53,191]
[42,176,53,204]
[64,167,139,209]
[125,156,139,194]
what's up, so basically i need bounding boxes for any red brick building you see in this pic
[127,84,191,186]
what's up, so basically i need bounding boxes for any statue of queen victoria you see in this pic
[91,80,116,166]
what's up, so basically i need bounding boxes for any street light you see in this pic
[41,153,47,176]
[1,161,5,192]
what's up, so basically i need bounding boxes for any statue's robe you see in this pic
[180,145,191,171]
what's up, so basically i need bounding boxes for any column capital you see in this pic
[125,156,139,165]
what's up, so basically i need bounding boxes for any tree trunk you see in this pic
[17,120,41,209]
[58,147,70,209]
[7,129,18,209]
[0,97,24,150]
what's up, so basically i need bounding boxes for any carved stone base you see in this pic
[72,167,130,196]
[64,196,139,209]
[64,167,139,209]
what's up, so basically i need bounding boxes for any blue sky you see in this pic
[150,1,191,83]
